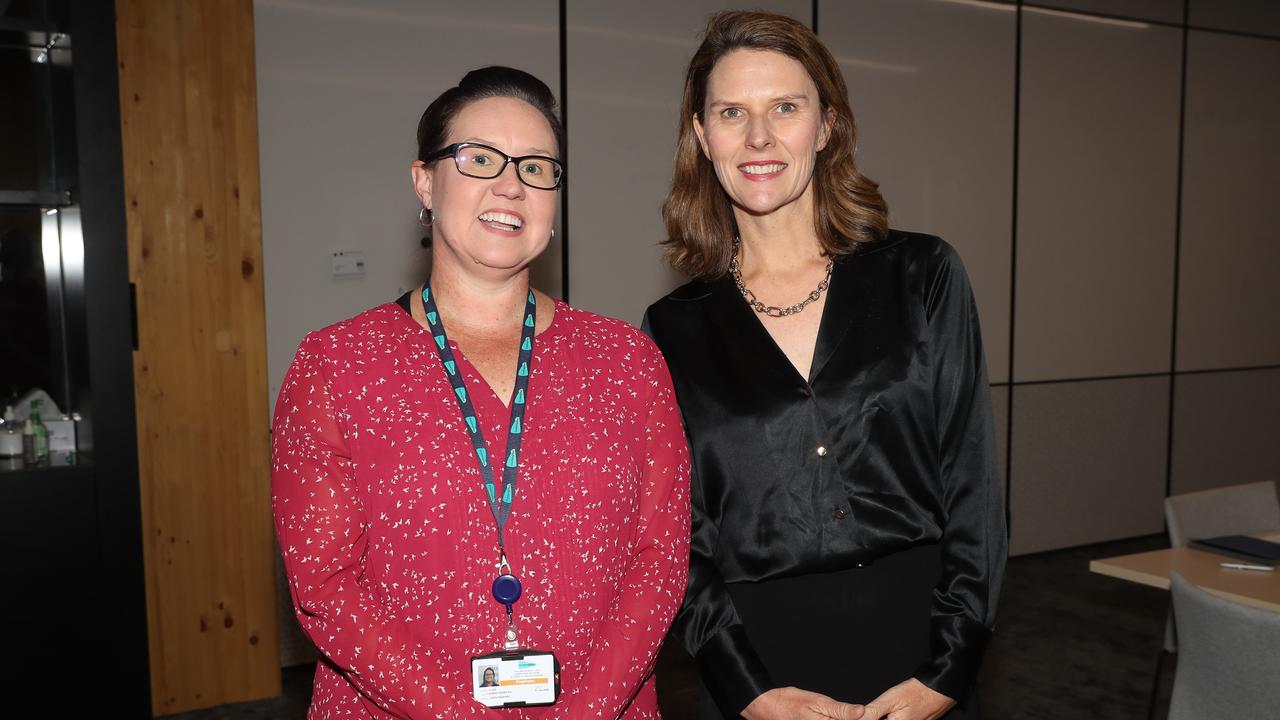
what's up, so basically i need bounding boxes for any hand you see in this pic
[861,678,955,720]
[742,687,866,720]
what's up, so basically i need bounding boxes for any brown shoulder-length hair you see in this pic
[662,10,889,280]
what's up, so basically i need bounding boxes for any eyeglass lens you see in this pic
[455,145,561,189]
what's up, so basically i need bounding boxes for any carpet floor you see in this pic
[162,535,1178,720]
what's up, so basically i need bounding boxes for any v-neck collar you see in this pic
[387,296,567,408]
[710,253,861,388]
[809,255,859,382]
[711,275,806,386]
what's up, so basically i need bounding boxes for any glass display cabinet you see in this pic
[0,1,150,714]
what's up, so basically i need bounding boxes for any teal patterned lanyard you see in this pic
[420,284,536,553]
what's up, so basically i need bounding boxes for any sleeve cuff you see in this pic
[912,614,992,705]
[694,625,775,717]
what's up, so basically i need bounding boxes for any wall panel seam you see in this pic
[1005,0,1023,537]
[559,0,570,301]
[1165,0,1190,499]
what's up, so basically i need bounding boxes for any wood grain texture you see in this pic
[116,0,280,713]
[1090,532,1280,614]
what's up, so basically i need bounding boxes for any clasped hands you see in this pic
[741,678,955,720]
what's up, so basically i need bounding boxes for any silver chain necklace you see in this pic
[729,242,834,318]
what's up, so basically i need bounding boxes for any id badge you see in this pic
[471,650,561,708]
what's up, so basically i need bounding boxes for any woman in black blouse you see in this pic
[645,11,1006,720]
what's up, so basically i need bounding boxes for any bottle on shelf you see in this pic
[29,400,49,463]
[0,405,23,459]
[22,418,37,465]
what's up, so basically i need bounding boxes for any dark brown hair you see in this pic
[661,11,888,279]
[416,65,564,163]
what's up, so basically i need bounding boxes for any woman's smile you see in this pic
[477,208,525,235]
[737,160,789,181]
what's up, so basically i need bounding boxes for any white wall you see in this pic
[255,0,561,401]
[824,0,1015,383]
[565,0,810,325]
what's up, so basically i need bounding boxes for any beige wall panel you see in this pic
[1009,377,1168,555]
[1176,31,1280,371]
[822,0,1015,382]
[255,0,562,403]
[1014,10,1181,382]
[1189,0,1280,37]
[565,0,810,325]
[1170,369,1280,496]
[1029,0,1183,24]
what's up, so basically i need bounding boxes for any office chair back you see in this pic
[1167,572,1280,720]
[1164,480,1280,548]
[1161,480,1280,653]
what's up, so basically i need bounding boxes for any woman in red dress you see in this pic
[272,66,690,719]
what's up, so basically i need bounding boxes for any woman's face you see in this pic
[483,668,495,683]
[693,49,832,218]
[412,96,559,277]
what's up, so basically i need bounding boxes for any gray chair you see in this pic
[1161,481,1280,651]
[1146,481,1280,719]
[1167,571,1280,720]
[1164,480,1280,550]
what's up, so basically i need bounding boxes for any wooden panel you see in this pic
[116,0,279,713]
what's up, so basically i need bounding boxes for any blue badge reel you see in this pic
[493,573,522,610]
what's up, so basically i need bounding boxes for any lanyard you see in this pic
[420,284,536,553]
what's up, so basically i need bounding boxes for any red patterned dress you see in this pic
[271,299,691,719]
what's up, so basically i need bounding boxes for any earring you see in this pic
[550,228,555,239]
[419,207,433,227]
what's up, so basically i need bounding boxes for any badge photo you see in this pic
[470,650,561,708]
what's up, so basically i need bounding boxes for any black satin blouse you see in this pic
[644,231,1006,715]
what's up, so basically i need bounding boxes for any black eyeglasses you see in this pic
[427,142,564,190]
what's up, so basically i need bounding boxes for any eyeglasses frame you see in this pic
[426,142,564,190]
